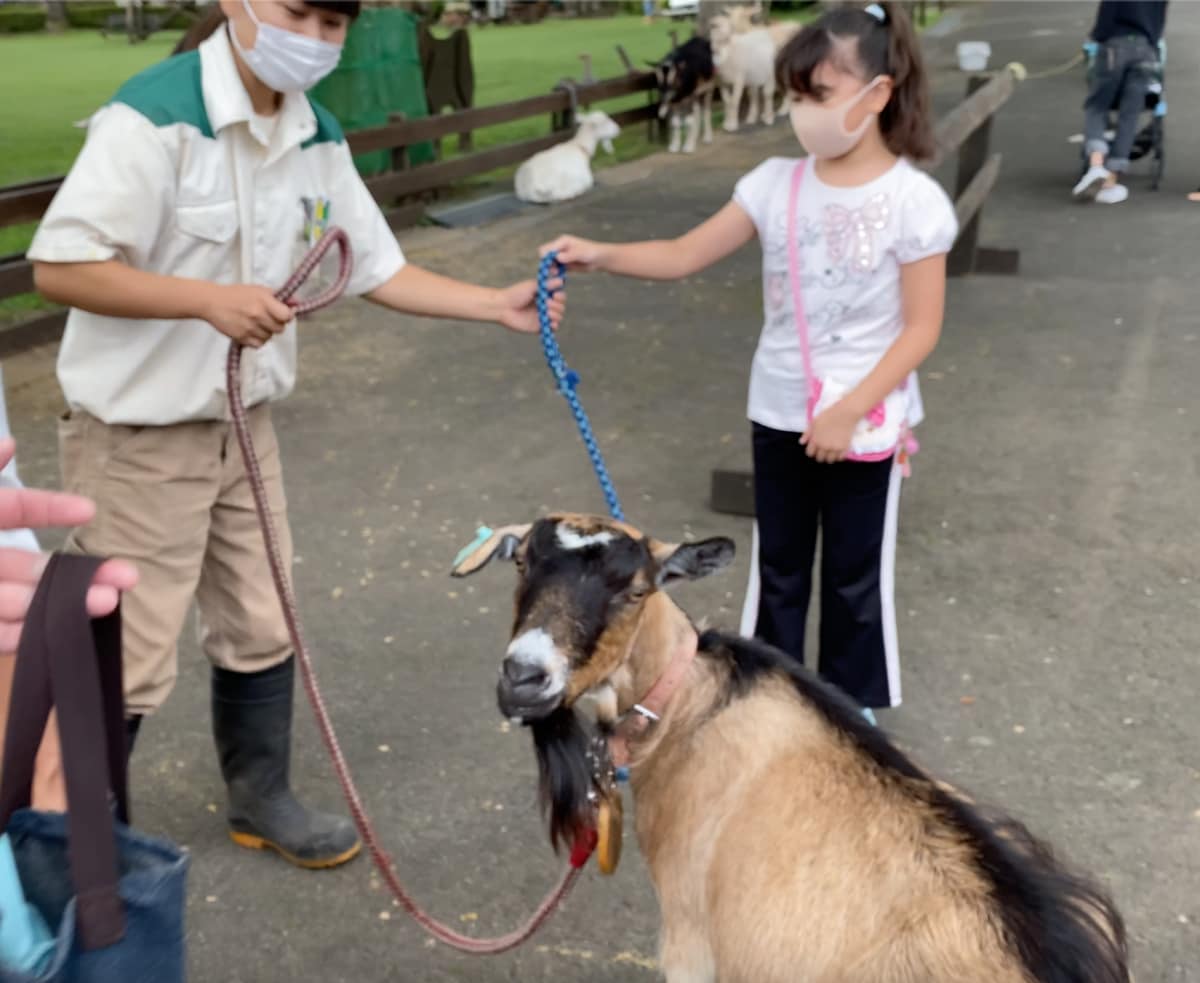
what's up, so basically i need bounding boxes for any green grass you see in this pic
[0,30,184,187]
[0,29,184,316]
[434,14,693,182]
[0,17,672,249]
[1,7,881,314]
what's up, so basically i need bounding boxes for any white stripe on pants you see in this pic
[739,453,905,707]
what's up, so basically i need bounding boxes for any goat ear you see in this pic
[651,537,736,586]
[450,524,531,578]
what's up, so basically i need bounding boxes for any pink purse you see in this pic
[786,159,908,463]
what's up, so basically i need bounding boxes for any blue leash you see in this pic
[536,252,625,522]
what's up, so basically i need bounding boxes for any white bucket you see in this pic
[956,41,992,73]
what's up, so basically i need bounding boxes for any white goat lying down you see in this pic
[453,514,1131,983]
[514,111,620,205]
[710,15,779,132]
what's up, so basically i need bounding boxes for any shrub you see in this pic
[0,6,48,33]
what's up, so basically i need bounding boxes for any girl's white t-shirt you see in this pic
[733,155,957,434]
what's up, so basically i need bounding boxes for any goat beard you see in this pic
[530,706,595,853]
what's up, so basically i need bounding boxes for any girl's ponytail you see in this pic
[877,2,937,161]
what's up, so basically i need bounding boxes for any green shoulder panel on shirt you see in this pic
[110,50,214,138]
[302,98,345,149]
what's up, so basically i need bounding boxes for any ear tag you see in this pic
[596,789,624,875]
[453,526,494,569]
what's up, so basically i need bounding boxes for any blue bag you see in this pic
[0,554,188,983]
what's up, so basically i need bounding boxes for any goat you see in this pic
[651,36,716,154]
[453,514,1131,983]
[513,111,620,204]
[710,13,778,132]
[722,1,801,51]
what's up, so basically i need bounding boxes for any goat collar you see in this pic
[609,625,698,768]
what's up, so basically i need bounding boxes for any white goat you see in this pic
[514,111,620,205]
[722,2,801,51]
[710,15,778,132]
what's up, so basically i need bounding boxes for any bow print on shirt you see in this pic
[823,193,891,273]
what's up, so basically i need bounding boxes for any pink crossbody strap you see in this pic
[786,160,817,423]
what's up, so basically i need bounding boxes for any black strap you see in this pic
[0,554,128,950]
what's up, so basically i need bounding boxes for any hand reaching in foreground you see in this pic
[0,439,138,652]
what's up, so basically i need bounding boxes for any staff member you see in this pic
[28,0,563,870]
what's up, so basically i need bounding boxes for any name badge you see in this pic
[300,196,331,247]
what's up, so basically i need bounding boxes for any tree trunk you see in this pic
[695,0,725,38]
[44,0,68,33]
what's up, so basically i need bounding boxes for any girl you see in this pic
[542,1,956,718]
[27,0,563,870]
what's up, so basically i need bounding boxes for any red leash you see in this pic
[225,227,593,954]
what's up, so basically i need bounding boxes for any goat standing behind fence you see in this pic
[453,514,1130,983]
[652,36,716,154]
[710,15,779,132]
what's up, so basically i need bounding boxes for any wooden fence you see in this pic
[0,64,1020,376]
[0,70,660,354]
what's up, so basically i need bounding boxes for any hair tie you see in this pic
[865,3,887,22]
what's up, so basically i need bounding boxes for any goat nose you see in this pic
[502,657,548,690]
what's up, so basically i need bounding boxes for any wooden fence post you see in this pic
[946,76,989,277]
[946,75,1020,277]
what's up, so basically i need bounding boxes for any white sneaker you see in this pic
[1096,183,1129,204]
[1073,164,1110,199]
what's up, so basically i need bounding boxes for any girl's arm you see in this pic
[33,261,293,349]
[541,201,757,281]
[803,254,946,463]
[365,264,563,334]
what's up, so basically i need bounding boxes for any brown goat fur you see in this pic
[453,515,1131,983]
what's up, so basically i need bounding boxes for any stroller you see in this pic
[1079,38,1166,190]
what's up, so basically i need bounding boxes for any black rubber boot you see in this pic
[211,657,360,869]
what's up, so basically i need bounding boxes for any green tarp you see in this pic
[311,8,435,176]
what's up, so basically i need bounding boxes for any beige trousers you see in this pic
[58,404,294,715]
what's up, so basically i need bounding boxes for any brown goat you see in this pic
[452,514,1130,983]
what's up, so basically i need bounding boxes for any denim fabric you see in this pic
[1084,35,1160,171]
[0,810,187,983]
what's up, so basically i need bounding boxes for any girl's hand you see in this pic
[800,402,860,463]
[200,284,294,348]
[494,279,565,335]
[540,235,609,273]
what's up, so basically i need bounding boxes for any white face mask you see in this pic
[228,0,343,94]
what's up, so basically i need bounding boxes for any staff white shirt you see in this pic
[733,156,957,434]
[28,27,406,426]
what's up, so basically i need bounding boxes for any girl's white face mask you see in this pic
[229,0,343,94]
[789,76,885,159]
